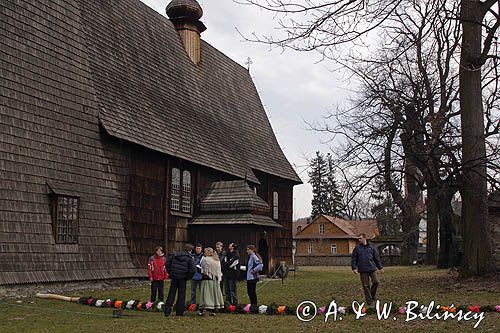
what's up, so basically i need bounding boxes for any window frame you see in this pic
[170,168,181,211]
[331,244,337,254]
[170,167,192,214]
[181,170,191,213]
[307,242,313,254]
[272,191,279,220]
[319,223,325,234]
[51,195,79,244]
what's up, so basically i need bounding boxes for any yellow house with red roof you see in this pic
[294,215,379,256]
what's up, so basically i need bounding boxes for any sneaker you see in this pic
[198,311,204,316]
[210,312,216,317]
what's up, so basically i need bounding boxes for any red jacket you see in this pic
[148,255,168,280]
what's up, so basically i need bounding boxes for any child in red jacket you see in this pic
[148,246,168,302]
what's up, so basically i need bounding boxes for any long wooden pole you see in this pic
[35,293,80,303]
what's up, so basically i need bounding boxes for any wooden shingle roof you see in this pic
[191,213,282,228]
[199,180,270,212]
[79,0,301,185]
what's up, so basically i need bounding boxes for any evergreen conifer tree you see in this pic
[308,151,328,218]
[325,153,343,217]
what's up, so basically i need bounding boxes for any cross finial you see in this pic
[245,57,253,71]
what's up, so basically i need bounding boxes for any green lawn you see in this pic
[0,266,498,332]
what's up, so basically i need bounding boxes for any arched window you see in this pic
[308,242,313,254]
[331,244,337,254]
[182,170,191,213]
[273,191,279,219]
[170,168,180,211]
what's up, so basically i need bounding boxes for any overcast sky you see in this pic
[142,0,351,219]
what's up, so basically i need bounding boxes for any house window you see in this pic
[273,191,279,219]
[308,242,313,254]
[331,244,337,254]
[170,168,180,211]
[319,223,325,234]
[297,226,302,233]
[182,170,191,213]
[53,196,79,244]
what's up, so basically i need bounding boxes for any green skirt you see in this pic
[199,279,224,310]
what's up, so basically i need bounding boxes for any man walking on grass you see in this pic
[351,233,384,305]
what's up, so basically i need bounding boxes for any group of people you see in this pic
[147,233,383,317]
[147,241,263,317]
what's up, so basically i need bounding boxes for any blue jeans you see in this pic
[190,279,202,305]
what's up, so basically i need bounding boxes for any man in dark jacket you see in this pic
[351,233,384,305]
[164,243,196,316]
[222,242,240,305]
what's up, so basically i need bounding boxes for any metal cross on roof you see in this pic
[245,57,253,70]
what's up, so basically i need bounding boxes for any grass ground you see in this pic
[0,266,498,332]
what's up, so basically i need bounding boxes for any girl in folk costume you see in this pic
[148,246,168,302]
[246,244,263,305]
[198,247,224,316]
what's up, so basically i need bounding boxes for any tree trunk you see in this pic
[399,161,421,265]
[459,0,491,277]
[437,189,456,268]
[426,187,439,266]
[400,214,420,265]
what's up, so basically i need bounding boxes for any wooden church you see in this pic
[0,0,301,285]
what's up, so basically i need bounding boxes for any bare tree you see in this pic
[459,0,499,277]
[239,0,500,276]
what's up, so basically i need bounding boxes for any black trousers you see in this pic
[150,280,164,302]
[225,278,238,305]
[165,279,187,316]
[247,278,258,305]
